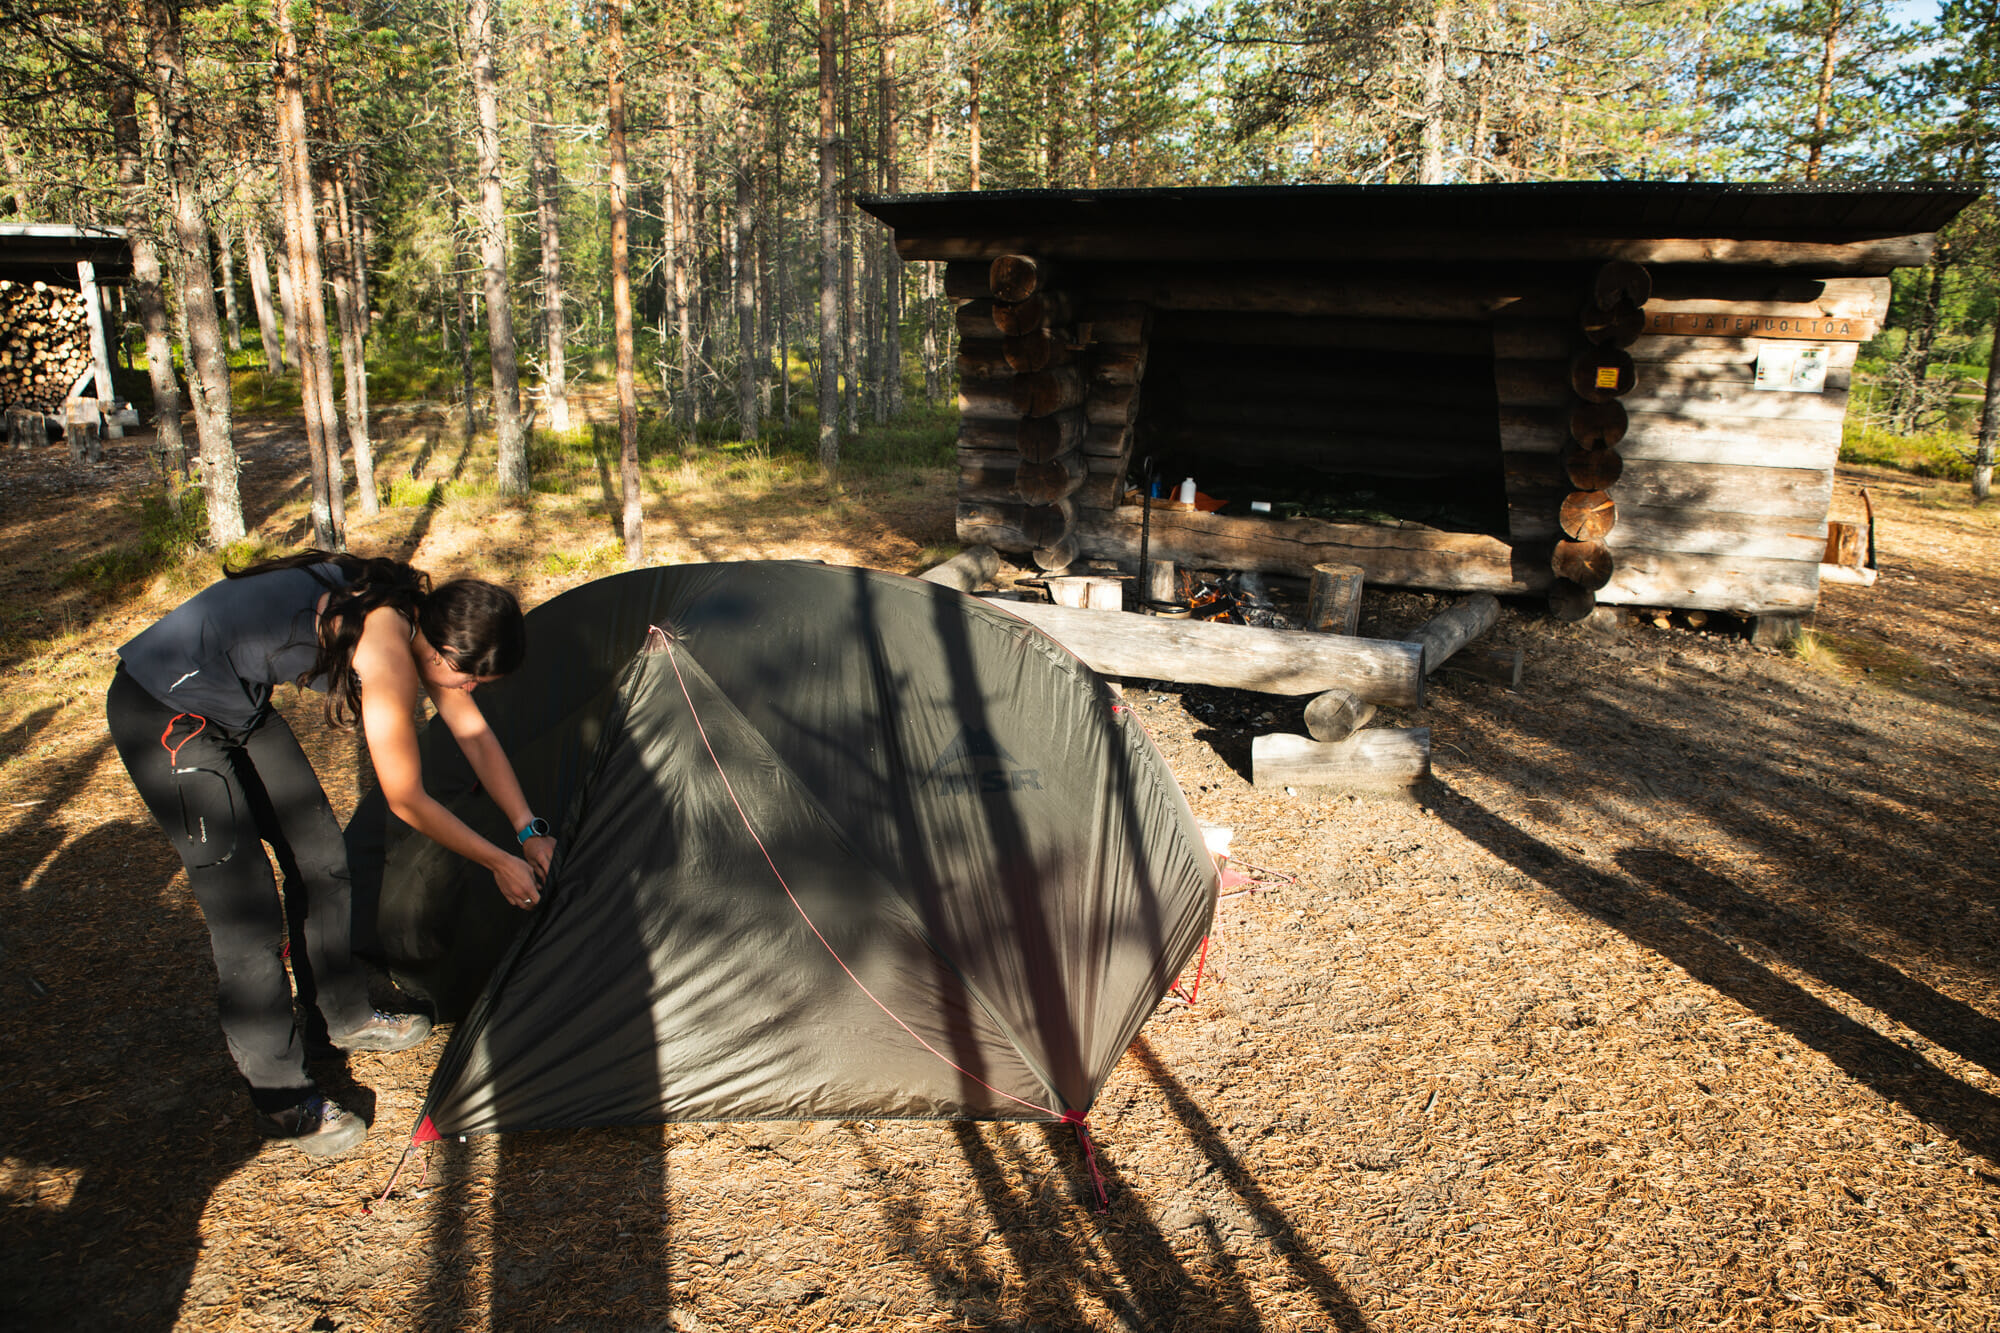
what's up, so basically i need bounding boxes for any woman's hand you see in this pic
[523,834,556,883]
[494,855,542,910]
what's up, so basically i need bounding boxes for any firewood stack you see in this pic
[0,280,95,414]
[952,254,1148,572]
[1549,261,1649,622]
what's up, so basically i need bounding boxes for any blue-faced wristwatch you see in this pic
[517,817,551,844]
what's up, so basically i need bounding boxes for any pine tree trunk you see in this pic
[668,64,697,427]
[470,0,528,492]
[607,0,642,563]
[1418,5,1449,185]
[1805,0,1844,180]
[272,215,300,371]
[1977,316,1999,502]
[532,36,570,434]
[967,0,982,189]
[107,27,186,476]
[452,212,477,440]
[879,9,903,418]
[274,0,341,548]
[145,0,243,544]
[839,0,859,436]
[216,222,242,351]
[732,0,760,440]
[241,207,285,371]
[817,0,840,473]
[343,152,373,316]
[921,100,939,402]
[322,168,377,517]
[1894,258,1948,433]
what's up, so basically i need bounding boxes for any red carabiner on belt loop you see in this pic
[160,713,208,767]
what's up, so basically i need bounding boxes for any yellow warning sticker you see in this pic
[1595,366,1621,389]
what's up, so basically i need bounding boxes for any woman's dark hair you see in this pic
[227,550,525,727]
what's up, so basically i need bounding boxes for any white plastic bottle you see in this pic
[1178,477,1197,504]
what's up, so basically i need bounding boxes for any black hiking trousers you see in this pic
[106,665,374,1107]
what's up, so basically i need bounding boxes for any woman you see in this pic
[106,551,555,1158]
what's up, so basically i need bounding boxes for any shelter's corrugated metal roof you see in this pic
[861,181,1978,243]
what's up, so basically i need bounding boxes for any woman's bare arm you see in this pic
[353,607,545,907]
[430,680,556,879]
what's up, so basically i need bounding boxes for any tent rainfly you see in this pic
[348,562,1218,1142]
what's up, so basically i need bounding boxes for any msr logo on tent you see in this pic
[924,726,1043,795]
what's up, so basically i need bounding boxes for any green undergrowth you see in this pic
[62,485,211,597]
[1840,420,1975,480]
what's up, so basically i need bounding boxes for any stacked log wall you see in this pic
[0,279,94,413]
[953,254,1150,571]
[1498,271,1881,615]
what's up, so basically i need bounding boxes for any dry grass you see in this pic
[1,419,1997,1331]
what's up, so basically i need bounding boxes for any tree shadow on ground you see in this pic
[1433,784,2000,1164]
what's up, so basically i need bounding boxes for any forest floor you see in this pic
[2,409,1998,1332]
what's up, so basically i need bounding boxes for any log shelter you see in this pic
[859,183,1977,627]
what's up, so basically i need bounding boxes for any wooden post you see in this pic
[1252,728,1431,790]
[6,406,44,452]
[1047,575,1122,611]
[1750,614,1805,648]
[1306,562,1365,635]
[1823,521,1864,568]
[75,261,122,438]
[64,397,101,463]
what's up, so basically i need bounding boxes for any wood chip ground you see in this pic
[1,427,1996,1330]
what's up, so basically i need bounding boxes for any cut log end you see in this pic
[1552,540,1614,591]
[916,545,1001,593]
[1580,297,1645,348]
[1559,490,1617,543]
[1303,689,1377,743]
[1593,260,1653,310]
[1568,399,1629,450]
[1563,442,1624,491]
[1548,577,1596,623]
[988,254,1045,304]
[1570,347,1637,403]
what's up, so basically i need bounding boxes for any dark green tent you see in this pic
[349,562,1215,1137]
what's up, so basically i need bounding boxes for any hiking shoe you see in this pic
[329,1010,434,1053]
[254,1093,367,1158]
